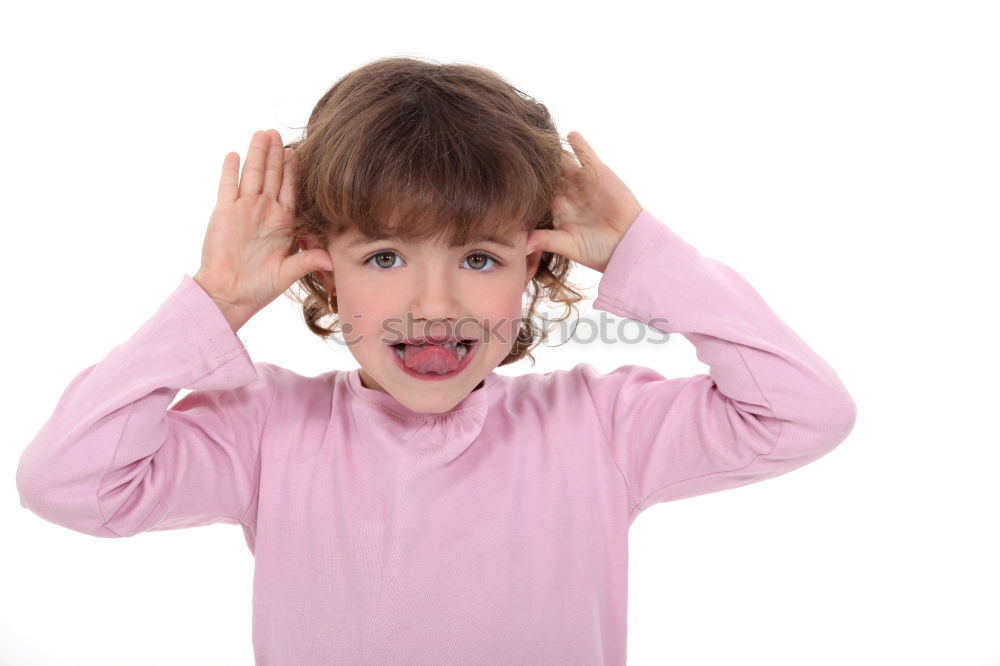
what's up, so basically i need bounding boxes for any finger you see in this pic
[558,152,586,194]
[217,152,240,204]
[560,150,581,173]
[280,248,334,287]
[567,131,600,168]
[239,130,269,196]
[262,130,283,198]
[278,147,296,210]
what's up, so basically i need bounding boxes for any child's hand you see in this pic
[527,131,643,274]
[193,129,334,333]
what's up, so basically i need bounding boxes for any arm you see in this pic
[582,209,856,522]
[15,274,276,537]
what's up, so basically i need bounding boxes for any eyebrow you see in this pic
[347,234,515,249]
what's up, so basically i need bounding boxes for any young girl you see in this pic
[16,56,857,665]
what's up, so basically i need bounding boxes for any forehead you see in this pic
[342,229,521,250]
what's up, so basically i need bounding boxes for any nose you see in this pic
[405,265,464,335]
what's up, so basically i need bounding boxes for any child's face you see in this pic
[309,228,544,414]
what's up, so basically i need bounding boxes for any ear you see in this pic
[299,233,324,253]
[298,233,336,291]
[523,247,544,286]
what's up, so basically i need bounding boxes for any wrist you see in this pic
[192,273,252,333]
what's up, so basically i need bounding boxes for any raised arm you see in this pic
[529,131,855,523]
[16,274,276,537]
[17,128,333,537]
[582,208,856,522]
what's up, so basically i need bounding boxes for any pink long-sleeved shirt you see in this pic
[16,209,856,665]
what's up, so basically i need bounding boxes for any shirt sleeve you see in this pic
[15,274,277,538]
[580,209,857,523]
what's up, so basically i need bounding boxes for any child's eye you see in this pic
[463,252,500,271]
[365,251,402,270]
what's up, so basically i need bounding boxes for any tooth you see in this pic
[395,341,469,361]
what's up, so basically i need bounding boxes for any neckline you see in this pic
[345,367,496,420]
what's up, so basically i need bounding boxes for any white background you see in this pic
[3,0,998,664]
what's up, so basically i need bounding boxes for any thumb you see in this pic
[527,228,574,260]
[284,249,334,283]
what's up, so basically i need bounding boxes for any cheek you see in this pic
[493,278,528,309]
[332,285,386,345]
[482,292,527,349]
[334,276,382,315]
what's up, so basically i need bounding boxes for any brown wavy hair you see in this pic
[281,55,587,367]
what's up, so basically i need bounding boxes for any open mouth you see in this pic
[387,340,479,380]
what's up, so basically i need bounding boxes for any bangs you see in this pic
[292,58,564,249]
[363,179,533,250]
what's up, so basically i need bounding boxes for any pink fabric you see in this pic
[17,209,856,665]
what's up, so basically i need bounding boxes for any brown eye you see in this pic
[464,253,498,271]
[367,251,400,269]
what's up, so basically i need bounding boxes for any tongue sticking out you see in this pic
[401,344,461,375]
